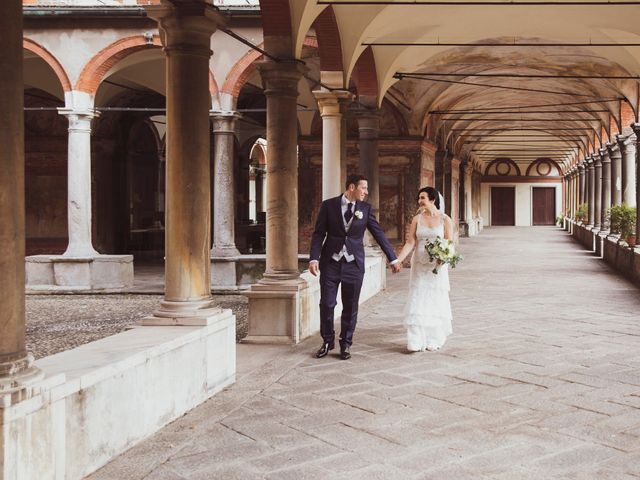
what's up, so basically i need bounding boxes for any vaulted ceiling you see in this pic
[265,0,640,171]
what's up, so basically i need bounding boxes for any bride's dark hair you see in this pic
[417,186,440,210]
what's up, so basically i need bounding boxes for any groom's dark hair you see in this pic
[346,174,367,189]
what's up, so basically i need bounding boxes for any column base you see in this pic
[211,255,238,288]
[0,354,44,404]
[25,254,133,293]
[211,245,241,258]
[140,299,224,326]
[244,277,309,344]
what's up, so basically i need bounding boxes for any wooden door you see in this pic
[532,187,556,225]
[491,187,515,226]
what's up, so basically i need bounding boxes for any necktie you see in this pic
[344,202,353,223]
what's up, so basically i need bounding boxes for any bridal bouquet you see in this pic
[424,237,463,274]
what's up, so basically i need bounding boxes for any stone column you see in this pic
[465,164,473,232]
[0,0,43,399]
[314,90,353,200]
[578,161,586,206]
[245,59,308,344]
[617,133,636,207]
[632,124,640,241]
[144,1,225,323]
[608,143,622,206]
[593,153,602,229]
[573,165,580,212]
[210,110,241,289]
[258,60,305,281]
[57,109,99,257]
[569,169,576,217]
[562,171,573,218]
[211,111,241,257]
[575,168,581,213]
[587,155,595,226]
[355,109,382,249]
[340,97,350,190]
[599,147,611,231]
[356,110,381,208]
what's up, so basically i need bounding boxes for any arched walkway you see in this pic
[92,227,640,479]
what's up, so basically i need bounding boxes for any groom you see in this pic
[309,174,400,360]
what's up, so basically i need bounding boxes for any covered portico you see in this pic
[3,0,640,478]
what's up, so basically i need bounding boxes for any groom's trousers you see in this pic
[319,258,364,348]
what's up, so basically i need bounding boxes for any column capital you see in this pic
[592,152,602,166]
[630,122,640,139]
[313,90,354,117]
[352,107,381,140]
[58,108,99,132]
[608,141,622,159]
[210,110,241,134]
[599,147,611,163]
[577,161,586,171]
[616,132,636,151]
[146,0,225,57]
[258,60,307,98]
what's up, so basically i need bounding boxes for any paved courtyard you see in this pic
[89,227,640,480]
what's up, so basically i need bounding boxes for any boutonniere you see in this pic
[354,210,363,220]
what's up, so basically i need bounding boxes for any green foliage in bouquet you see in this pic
[424,237,463,275]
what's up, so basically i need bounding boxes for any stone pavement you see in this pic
[89,227,640,480]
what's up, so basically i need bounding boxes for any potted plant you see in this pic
[606,204,623,235]
[575,203,588,223]
[618,204,637,247]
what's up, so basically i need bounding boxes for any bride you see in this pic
[396,186,454,352]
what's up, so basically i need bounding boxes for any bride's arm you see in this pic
[443,214,453,241]
[396,215,418,263]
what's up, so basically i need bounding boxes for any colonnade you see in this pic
[564,131,638,242]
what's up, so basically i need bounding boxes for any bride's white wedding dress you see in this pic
[403,214,453,351]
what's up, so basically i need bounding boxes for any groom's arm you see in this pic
[366,207,400,269]
[309,201,329,275]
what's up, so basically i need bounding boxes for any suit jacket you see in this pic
[309,195,398,272]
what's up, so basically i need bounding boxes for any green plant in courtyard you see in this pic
[607,204,623,234]
[575,203,588,222]
[617,204,637,242]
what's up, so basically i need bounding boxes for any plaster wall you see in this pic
[1,311,236,480]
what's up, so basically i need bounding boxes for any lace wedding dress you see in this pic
[403,214,453,351]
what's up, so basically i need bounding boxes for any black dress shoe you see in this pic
[340,346,351,360]
[315,342,334,358]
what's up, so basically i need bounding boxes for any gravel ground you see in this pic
[26,294,248,359]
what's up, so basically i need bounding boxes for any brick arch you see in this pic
[351,47,378,99]
[312,6,343,72]
[222,37,318,99]
[209,70,219,96]
[23,38,72,92]
[484,158,522,177]
[259,0,293,57]
[75,35,163,94]
[525,158,562,176]
[77,35,220,97]
[621,100,636,127]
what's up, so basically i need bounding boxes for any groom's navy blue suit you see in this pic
[310,195,398,348]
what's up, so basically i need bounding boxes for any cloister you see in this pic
[1,0,640,478]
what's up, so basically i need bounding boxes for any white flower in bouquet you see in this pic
[424,237,463,274]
